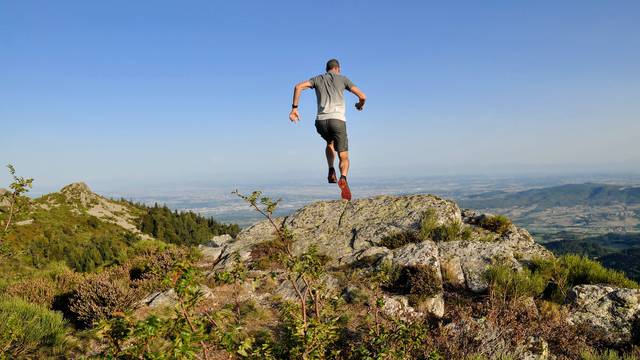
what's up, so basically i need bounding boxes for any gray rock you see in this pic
[381,295,425,321]
[438,228,552,293]
[140,289,178,309]
[220,194,460,268]
[385,241,444,317]
[139,285,214,309]
[566,284,640,345]
[217,194,552,297]
[206,234,234,247]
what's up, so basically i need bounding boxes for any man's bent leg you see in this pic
[325,142,336,168]
[337,151,351,200]
[338,151,349,178]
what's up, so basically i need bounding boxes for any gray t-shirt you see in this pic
[309,72,355,121]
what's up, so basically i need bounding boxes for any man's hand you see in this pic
[289,108,300,123]
[349,86,366,111]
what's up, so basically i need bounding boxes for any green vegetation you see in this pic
[3,168,640,359]
[379,230,421,249]
[379,209,472,249]
[478,214,512,235]
[581,349,640,360]
[600,247,640,282]
[543,232,640,282]
[485,264,547,301]
[0,164,33,234]
[137,203,240,245]
[486,254,638,304]
[0,297,68,357]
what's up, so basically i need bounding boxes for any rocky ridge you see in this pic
[196,195,551,316]
[189,194,640,351]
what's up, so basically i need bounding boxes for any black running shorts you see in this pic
[315,119,349,152]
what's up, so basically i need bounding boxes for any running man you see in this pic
[289,59,366,201]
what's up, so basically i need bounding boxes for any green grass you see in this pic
[487,254,639,303]
[0,297,68,357]
[379,210,473,249]
[485,264,547,301]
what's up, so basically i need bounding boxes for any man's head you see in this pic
[326,58,340,73]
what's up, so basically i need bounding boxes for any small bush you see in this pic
[485,264,546,301]
[250,238,286,270]
[479,215,512,235]
[378,210,473,248]
[6,278,57,307]
[69,271,139,328]
[386,264,442,297]
[379,231,422,249]
[0,297,68,357]
[431,221,472,242]
[523,255,639,303]
[559,254,638,289]
[418,208,439,240]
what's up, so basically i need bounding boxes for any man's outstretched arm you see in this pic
[349,86,367,111]
[289,80,313,123]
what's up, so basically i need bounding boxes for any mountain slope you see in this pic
[461,183,640,209]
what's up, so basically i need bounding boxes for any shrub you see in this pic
[6,278,57,307]
[485,264,546,301]
[384,264,442,297]
[380,211,473,248]
[559,254,638,289]
[528,254,638,303]
[401,265,443,297]
[379,231,422,249]
[0,297,67,357]
[69,271,139,328]
[418,208,440,240]
[6,263,84,307]
[479,215,512,235]
[431,221,472,242]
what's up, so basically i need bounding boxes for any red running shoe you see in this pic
[328,167,337,183]
[338,176,352,201]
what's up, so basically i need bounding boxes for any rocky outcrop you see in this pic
[52,182,152,239]
[566,285,640,345]
[205,194,553,318]
[220,195,461,267]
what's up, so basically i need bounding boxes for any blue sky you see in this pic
[1,0,639,193]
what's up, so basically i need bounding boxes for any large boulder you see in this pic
[438,226,552,293]
[219,194,461,268]
[203,194,553,317]
[566,284,640,345]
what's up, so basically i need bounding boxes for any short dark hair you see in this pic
[326,59,340,72]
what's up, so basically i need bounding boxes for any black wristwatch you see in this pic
[291,104,298,109]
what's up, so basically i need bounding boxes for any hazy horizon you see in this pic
[2,1,639,191]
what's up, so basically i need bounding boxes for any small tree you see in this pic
[1,164,34,234]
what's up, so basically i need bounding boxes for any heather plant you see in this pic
[69,268,139,328]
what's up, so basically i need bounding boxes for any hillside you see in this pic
[461,183,640,209]
[0,182,238,278]
[3,190,639,358]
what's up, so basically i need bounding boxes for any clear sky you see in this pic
[1,0,639,193]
